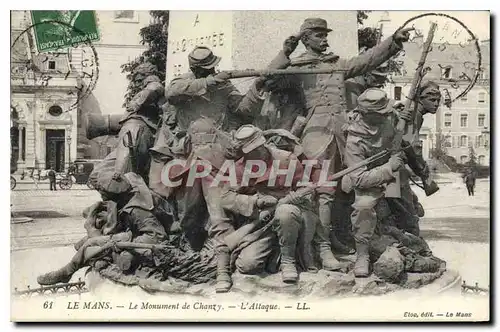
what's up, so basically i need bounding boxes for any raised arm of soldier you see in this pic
[165,46,231,104]
[339,27,412,79]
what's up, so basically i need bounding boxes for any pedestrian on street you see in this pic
[464,169,476,196]
[48,167,57,191]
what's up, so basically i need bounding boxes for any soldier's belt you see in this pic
[311,105,344,115]
[191,133,217,145]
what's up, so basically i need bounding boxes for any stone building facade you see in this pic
[10,10,150,171]
[77,10,149,159]
[11,11,79,173]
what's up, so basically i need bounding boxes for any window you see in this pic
[77,164,84,172]
[478,155,486,165]
[476,135,484,148]
[445,135,452,148]
[48,61,56,70]
[460,95,468,103]
[460,155,468,164]
[444,113,452,127]
[478,92,486,103]
[478,114,485,127]
[48,105,63,117]
[107,146,113,155]
[394,86,402,101]
[441,66,452,79]
[460,135,468,147]
[113,11,138,22]
[460,114,468,127]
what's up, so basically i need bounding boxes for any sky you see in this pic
[363,11,490,44]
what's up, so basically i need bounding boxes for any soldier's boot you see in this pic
[215,246,232,293]
[353,242,371,278]
[316,225,343,271]
[37,261,79,285]
[318,203,355,258]
[280,245,298,284]
[275,205,300,284]
[318,243,343,271]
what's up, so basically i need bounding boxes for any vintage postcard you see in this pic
[10,9,490,322]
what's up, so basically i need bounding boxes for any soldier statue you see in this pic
[266,18,412,265]
[89,63,165,188]
[342,88,413,277]
[215,125,342,290]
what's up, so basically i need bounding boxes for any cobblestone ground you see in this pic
[10,178,490,292]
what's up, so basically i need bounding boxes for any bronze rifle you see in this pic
[385,23,439,198]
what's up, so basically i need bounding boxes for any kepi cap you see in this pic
[234,125,266,154]
[300,18,332,34]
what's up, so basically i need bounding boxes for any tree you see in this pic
[121,11,169,107]
[357,10,379,48]
[430,128,448,161]
[467,145,477,167]
[356,11,402,77]
[358,26,380,50]
[357,11,371,25]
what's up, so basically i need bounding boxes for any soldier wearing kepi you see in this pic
[268,18,412,263]
[342,88,407,278]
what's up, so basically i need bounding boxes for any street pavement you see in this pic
[10,177,490,292]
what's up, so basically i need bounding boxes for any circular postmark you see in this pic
[11,17,100,112]
[390,13,483,107]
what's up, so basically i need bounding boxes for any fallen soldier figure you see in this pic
[37,172,175,285]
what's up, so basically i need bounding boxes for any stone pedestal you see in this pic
[166,11,359,90]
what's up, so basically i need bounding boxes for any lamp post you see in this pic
[67,133,72,171]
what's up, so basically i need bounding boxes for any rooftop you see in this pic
[393,40,490,82]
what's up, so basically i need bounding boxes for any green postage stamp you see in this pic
[30,10,100,52]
